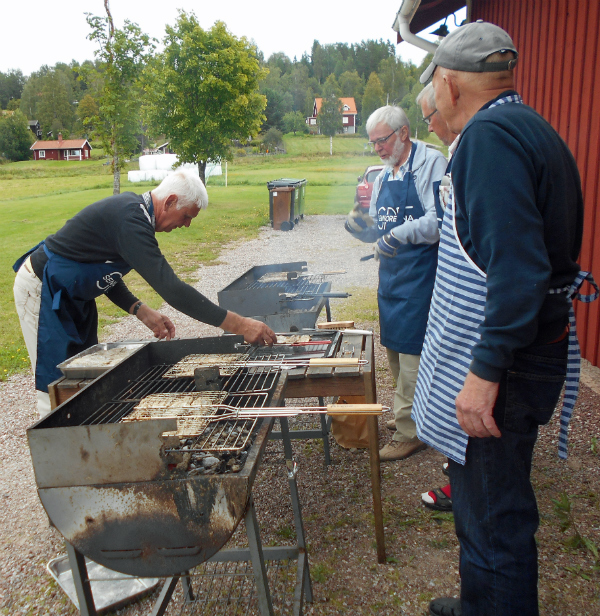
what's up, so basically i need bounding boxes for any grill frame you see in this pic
[27,336,288,577]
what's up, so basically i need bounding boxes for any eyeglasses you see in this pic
[368,130,397,147]
[423,109,438,125]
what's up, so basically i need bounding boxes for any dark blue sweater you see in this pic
[451,91,583,382]
[33,192,227,328]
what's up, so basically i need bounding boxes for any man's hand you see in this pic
[455,371,502,438]
[345,205,375,234]
[375,233,401,259]
[220,312,277,346]
[135,304,176,340]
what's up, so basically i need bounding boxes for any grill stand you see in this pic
[62,417,313,616]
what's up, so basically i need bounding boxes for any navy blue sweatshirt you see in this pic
[451,91,583,382]
[32,192,227,328]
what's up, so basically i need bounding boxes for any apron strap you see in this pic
[549,271,599,459]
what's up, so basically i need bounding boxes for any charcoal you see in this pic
[193,366,222,391]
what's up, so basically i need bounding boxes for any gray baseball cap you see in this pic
[420,20,518,84]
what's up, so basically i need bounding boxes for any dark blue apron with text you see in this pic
[376,143,439,354]
[14,243,132,392]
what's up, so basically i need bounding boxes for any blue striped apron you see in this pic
[412,94,597,463]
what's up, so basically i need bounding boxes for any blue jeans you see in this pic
[449,336,568,616]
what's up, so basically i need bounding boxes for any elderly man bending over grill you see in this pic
[13,168,276,419]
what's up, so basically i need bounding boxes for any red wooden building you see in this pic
[306,97,358,134]
[399,0,600,366]
[30,133,92,161]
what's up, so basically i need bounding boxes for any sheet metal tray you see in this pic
[57,341,149,379]
[47,555,159,613]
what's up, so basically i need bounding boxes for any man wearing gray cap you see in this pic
[412,20,594,616]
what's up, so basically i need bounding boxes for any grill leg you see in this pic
[318,396,331,467]
[279,417,314,605]
[65,542,97,616]
[245,497,275,616]
[181,572,195,603]
[325,298,332,322]
[150,577,179,616]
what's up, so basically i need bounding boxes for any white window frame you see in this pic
[39,150,45,158]
[343,116,349,124]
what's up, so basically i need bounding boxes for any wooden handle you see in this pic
[308,358,359,366]
[317,321,355,329]
[327,404,383,415]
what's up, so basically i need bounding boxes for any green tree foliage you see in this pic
[262,87,293,131]
[36,69,75,136]
[287,64,317,116]
[362,72,386,131]
[143,12,267,184]
[0,69,26,109]
[85,5,154,194]
[262,127,284,151]
[317,95,342,137]
[0,110,33,161]
[339,71,363,102]
[378,56,408,105]
[19,67,50,120]
[283,111,307,135]
[353,40,395,80]
[77,94,99,134]
[400,82,424,139]
[323,74,342,98]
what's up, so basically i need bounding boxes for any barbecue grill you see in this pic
[217,262,348,331]
[27,336,287,579]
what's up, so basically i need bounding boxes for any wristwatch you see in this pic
[132,301,143,316]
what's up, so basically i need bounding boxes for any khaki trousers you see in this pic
[385,347,420,443]
[13,262,52,419]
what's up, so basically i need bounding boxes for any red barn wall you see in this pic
[473,0,600,365]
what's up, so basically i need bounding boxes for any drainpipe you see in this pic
[392,0,438,54]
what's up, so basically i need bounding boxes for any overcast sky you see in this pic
[1,1,465,76]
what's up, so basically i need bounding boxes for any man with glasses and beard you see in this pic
[345,105,447,461]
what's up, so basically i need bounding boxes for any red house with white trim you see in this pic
[306,97,358,134]
[30,133,92,161]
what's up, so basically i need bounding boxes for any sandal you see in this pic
[421,484,452,511]
[429,597,461,616]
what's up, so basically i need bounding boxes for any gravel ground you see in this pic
[1,215,598,616]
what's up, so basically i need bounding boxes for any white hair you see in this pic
[152,168,208,211]
[416,83,435,110]
[366,105,410,135]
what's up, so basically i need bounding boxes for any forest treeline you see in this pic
[0,37,430,139]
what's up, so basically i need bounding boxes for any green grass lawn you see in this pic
[0,134,390,378]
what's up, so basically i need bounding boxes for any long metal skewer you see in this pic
[122,404,386,423]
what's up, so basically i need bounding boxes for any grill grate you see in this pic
[79,361,282,454]
[163,353,250,378]
[246,278,323,294]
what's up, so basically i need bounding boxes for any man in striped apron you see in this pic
[414,22,591,616]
